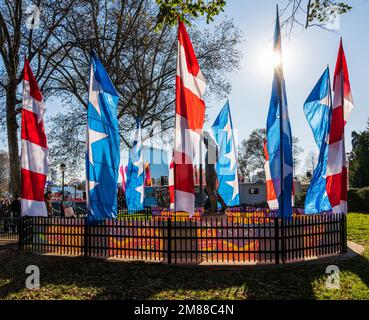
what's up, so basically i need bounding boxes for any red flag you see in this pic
[21,59,49,216]
[326,39,353,213]
[174,21,206,215]
[144,162,152,186]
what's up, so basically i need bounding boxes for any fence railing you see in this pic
[17,213,347,264]
[0,216,19,241]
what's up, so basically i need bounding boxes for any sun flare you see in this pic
[255,43,296,78]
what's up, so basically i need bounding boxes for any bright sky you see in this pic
[1,0,368,177]
[203,0,369,174]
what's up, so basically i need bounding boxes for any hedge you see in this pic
[348,187,369,213]
[292,187,369,213]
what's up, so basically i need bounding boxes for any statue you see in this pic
[351,131,359,151]
[201,131,228,214]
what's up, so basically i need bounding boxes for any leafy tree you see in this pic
[237,128,303,180]
[155,0,352,32]
[282,0,352,33]
[0,0,81,196]
[0,0,353,195]
[237,147,253,182]
[304,150,318,174]
[349,121,369,188]
[0,0,239,194]
[46,0,242,172]
[307,0,352,27]
[238,128,266,176]
[292,137,303,171]
[155,0,226,29]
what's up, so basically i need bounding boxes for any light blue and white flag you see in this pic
[86,51,120,220]
[266,6,293,218]
[125,120,144,211]
[304,68,332,214]
[211,101,239,206]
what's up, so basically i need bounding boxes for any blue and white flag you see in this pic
[125,120,144,211]
[266,6,293,218]
[211,101,239,206]
[86,51,120,220]
[304,68,332,214]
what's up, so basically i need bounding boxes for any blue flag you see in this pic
[125,120,144,211]
[86,52,120,220]
[304,68,332,214]
[211,101,239,206]
[266,7,293,218]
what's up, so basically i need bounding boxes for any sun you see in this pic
[254,42,295,78]
[258,48,283,74]
[273,51,282,68]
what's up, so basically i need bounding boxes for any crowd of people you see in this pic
[0,197,11,211]
[0,194,21,218]
[0,192,79,218]
[44,191,78,217]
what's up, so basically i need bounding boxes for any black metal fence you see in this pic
[0,215,19,241]
[16,213,347,264]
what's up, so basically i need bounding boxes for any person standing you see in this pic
[62,195,75,217]
[7,195,21,233]
[44,191,53,217]
[10,194,21,218]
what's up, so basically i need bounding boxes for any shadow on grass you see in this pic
[1,242,369,300]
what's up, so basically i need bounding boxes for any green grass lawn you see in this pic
[0,213,368,300]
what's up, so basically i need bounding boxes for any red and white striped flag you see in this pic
[21,59,49,216]
[326,39,353,213]
[169,151,174,210]
[174,21,206,215]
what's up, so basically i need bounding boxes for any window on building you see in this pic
[249,188,259,195]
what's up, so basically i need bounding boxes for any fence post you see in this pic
[281,218,285,263]
[84,217,89,257]
[167,217,172,264]
[341,214,347,253]
[18,216,23,251]
[274,217,279,264]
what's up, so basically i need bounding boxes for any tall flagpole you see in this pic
[327,64,332,138]
[340,38,347,214]
[276,5,286,263]
[199,139,203,208]
[85,50,92,217]
[276,5,285,218]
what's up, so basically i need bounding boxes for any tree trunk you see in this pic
[6,80,21,197]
